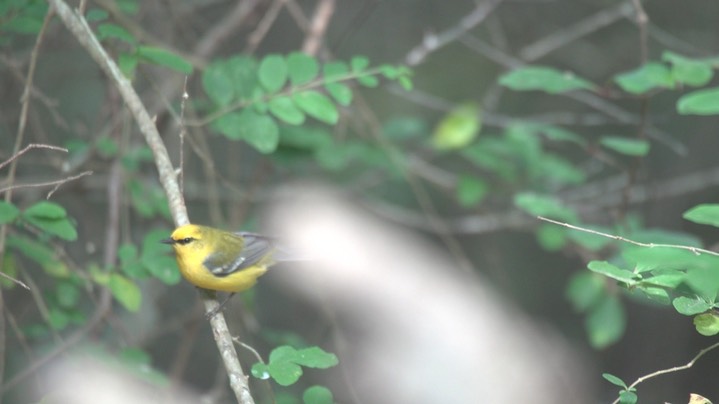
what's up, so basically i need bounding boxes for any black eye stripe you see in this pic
[177,237,195,245]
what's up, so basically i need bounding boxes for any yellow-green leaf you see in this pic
[431,102,481,150]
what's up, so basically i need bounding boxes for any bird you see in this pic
[161,224,304,317]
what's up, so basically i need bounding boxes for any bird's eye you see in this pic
[177,237,194,245]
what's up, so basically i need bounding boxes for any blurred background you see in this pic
[2,0,719,402]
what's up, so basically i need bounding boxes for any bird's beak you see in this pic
[160,238,176,245]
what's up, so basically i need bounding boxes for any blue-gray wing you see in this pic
[203,233,274,277]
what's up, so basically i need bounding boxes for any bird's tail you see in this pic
[272,244,313,262]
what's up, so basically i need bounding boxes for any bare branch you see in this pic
[246,0,286,54]
[405,0,504,66]
[611,341,719,404]
[518,3,634,61]
[537,216,719,258]
[0,143,67,171]
[0,171,92,197]
[302,0,335,56]
[0,272,30,291]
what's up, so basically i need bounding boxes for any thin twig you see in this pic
[537,216,719,257]
[405,0,504,66]
[630,0,649,63]
[610,341,719,404]
[245,0,286,54]
[0,272,30,291]
[518,3,634,61]
[179,77,189,196]
[0,144,67,171]
[194,0,260,59]
[0,171,93,197]
[302,0,335,56]
[0,11,54,398]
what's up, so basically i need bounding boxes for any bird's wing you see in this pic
[203,233,274,276]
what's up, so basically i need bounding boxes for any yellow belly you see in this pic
[179,261,268,292]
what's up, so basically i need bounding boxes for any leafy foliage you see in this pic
[201,53,411,154]
[251,345,339,387]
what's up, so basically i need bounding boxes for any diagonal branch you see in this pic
[45,1,254,403]
[405,0,505,66]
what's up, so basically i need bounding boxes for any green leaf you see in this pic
[258,54,288,92]
[398,75,413,91]
[536,223,567,251]
[673,296,712,316]
[294,347,339,368]
[253,345,338,386]
[566,272,604,312]
[109,273,142,312]
[24,216,78,241]
[136,46,193,74]
[118,243,145,278]
[683,204,719,227]
[251,362,271,380]
[323,61,349,80]
[144,254,180,285]
[96,23,136,44]
[382,116,427,140]
[85,9,109,22]
[117,0,139,14]
[456,175,488,207]
[0,254,17,289]
[633,285,671,305]
[677,87,719,115]
[269,360,303,386]
[119,52,138,79]
[24,201,67,219]
[351,56,370,72]
[96,135,118,158]
[586,295,625,349]
[214,110,280,154]
[685,267,719,300]
[663,51,714,87]
[303,386,334,404]
[202,61,234,106]
[0,201,20,224]
[602,373,628,388]
[268,96,306,125]
[619,390,638,404]
[513,192,577,223]
[287,52,319,85]
[693,313,719,336]
[356,74,379,87]
[614,62,674,94]
[7,235,56,269]
[499,66,595,94]
[279,126,333,150]
[48,307,70,330]
[536,154,585,185]
[292,91,339,124]
[599,136,650,156]
[56,281,80,308]
[325,82,353,106]
[432,102,481,151]
[229,56,261,100]
[89,264,111,285]
[641,271,685,288]
[534,124,587,146]
[587,261,638,284]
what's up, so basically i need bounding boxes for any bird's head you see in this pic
[161,224,207,251]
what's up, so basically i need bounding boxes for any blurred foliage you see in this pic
[4,0,719,403]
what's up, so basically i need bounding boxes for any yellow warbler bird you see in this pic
[162,224,304,314]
